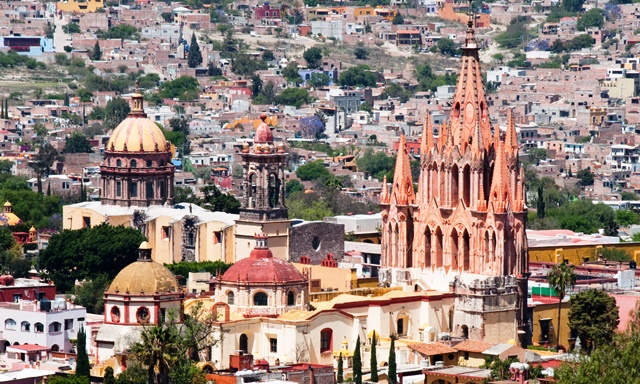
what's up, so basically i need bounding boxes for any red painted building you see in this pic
[254,3,281,19]
[0,275,56,303]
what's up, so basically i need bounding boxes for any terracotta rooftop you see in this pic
[407,342,457,356]
[453,339,494,353]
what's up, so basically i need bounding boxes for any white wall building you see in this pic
[0,299,86,353]
[310,20,343,41]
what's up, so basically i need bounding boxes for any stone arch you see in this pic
[434,226,443,268]
[439,163,446,205]
[424,226,432,267]
[213,301,230,322]
[450,227,459,269]
[462,228,470,271]
[268,172,280,208]
[239,333,249,353]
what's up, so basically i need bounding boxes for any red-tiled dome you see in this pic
[254,113,273,143]
[221,232,305,283]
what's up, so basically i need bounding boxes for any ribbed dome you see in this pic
[107,116,168,152]
[107,261,178,294]
[221,233,305,284]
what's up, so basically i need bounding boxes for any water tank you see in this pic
[419,360,430,368]
[40,299,51,312]
[435,361,444,368]
[53,298,67,311]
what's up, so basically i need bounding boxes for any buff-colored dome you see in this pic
[107,261,178,294]
[107,116,168,152]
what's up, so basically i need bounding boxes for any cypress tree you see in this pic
[388,335,397,384]
[187,33,203,68]
[353,336,362,384]
[80,181,86,201]
[337,351,343,383]
[537,185,545,219]
[76,326,90,378]
[5,99,8,119]
[1,99,4,119]
[46,182,51,196]
[104,367,115,384]
[91,40,102,61]
[370,332,378,382]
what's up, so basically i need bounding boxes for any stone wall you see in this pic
[290,221,345,265]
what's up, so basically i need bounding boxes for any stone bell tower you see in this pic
[234,114,291,261]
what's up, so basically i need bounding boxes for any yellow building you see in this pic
[354,6,375,18]
[374,7,397,21]
[57,0,104,13]
[529,242,640,266]
[529,296,572,350]
[63,202,237,264]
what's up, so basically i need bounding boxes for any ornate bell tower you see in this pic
[234,114,291,261]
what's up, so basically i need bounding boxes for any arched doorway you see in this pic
[461,325,469,339]
[239,334,248,353]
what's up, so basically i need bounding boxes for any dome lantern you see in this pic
[138,241,152,262]
[129,80,147,117]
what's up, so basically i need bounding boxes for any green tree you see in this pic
[232,54,268,77]
[251,75,263,97]
[200,185,241,214]
[547,263,576,348]
[262,50,275,61]
[0,160,13,175]
[207,62,223,77]
[338,65,377,87]
[576,168,594,186]
[392,12,404,25]
[353,335,362,384]
[616,209,640,227]
[370,331,378,382]
[63,23,81,34]
[115,360,147,384]
[104,97,131,130]
[577,8,604,31]
[599,247,631,262]
[39,224,146,292]
[156,76,200,101]
[91,40,102,61]
[296,160,330,181]
[388,335,397,384]
[63,132,93,153]
[130,323,180,384]
[354,47,369,60]
[76,326,90,377]
[568,289,619,353]
[164,261,232,285]
[481,356,520,380]
[30,143,64,194]
[308,72,331,88]
[104,367,116,384]
[437,38,458,56]
[74,274,110,314]
[276,88,311,107]
[562,0,585,12]
[621,191,640,200]
[495,17,530,49]
[282,62,302,84]
[356,148,395,181]
[188,33,203,68]
[336,351,344,383]
[285,179,305,196]
[286,192,333,220]
[303,47,323,69]
[537,185,546,219]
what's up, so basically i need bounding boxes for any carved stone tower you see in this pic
[234,114,291,261]
[380,17,529,345]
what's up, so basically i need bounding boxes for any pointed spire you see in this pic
[489,138,510,213]
[505,109,518,156]
[514,166,525,212]
[381,175,390,204]
[421,114,435,156]
[390,135,415,206]
[438,121,448,149]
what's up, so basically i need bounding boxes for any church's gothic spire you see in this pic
[390,134,415,206]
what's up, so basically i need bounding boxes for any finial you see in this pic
[135,80,140,93]
[260,113,268,122]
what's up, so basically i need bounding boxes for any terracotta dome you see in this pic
[107,261,178,294]
[221,233,305,284]
[107,116,167,152]
[106,89,167,153]
[254,114,273,143]
[0,201,21,226]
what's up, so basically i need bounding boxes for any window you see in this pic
[287,291,295,306]
[137,307,150,323]
[214,231,222,245]
[82,216,91,228]
[397,318,404,335]
[130,182,138,198]
[188,232,195,247]
[146,181,154,199]
[116,181,122,197]
[130,160,137,168]
[62,182,70,189]
[64,319,73,330]
[269,337,277,353]
[4,319,16,330]
[162,226,171,240]
[34,323,44,333]
[111,306,121,322]
[147,160,153,167]
[77,317,85,322]
[49,322,61,332]
[116,159,122,167]
[320,328,332,352]
[228,291,234,305]
[21,321,30,332]
[12,294,20,303]
[254,292,268,306]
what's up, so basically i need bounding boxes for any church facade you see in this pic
[379,20,529,344]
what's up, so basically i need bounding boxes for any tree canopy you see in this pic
[356,148,395,181]
[39,224,146,292]
[187,34,203,68]
[276,88,311,107]
[303,47,323,69]
[338,65,377,87]
[63,133,93,153]
[104,98,131,130]
[568,289,619,352]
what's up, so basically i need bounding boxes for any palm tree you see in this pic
[547,262,576,349]
[130,324,180,384]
